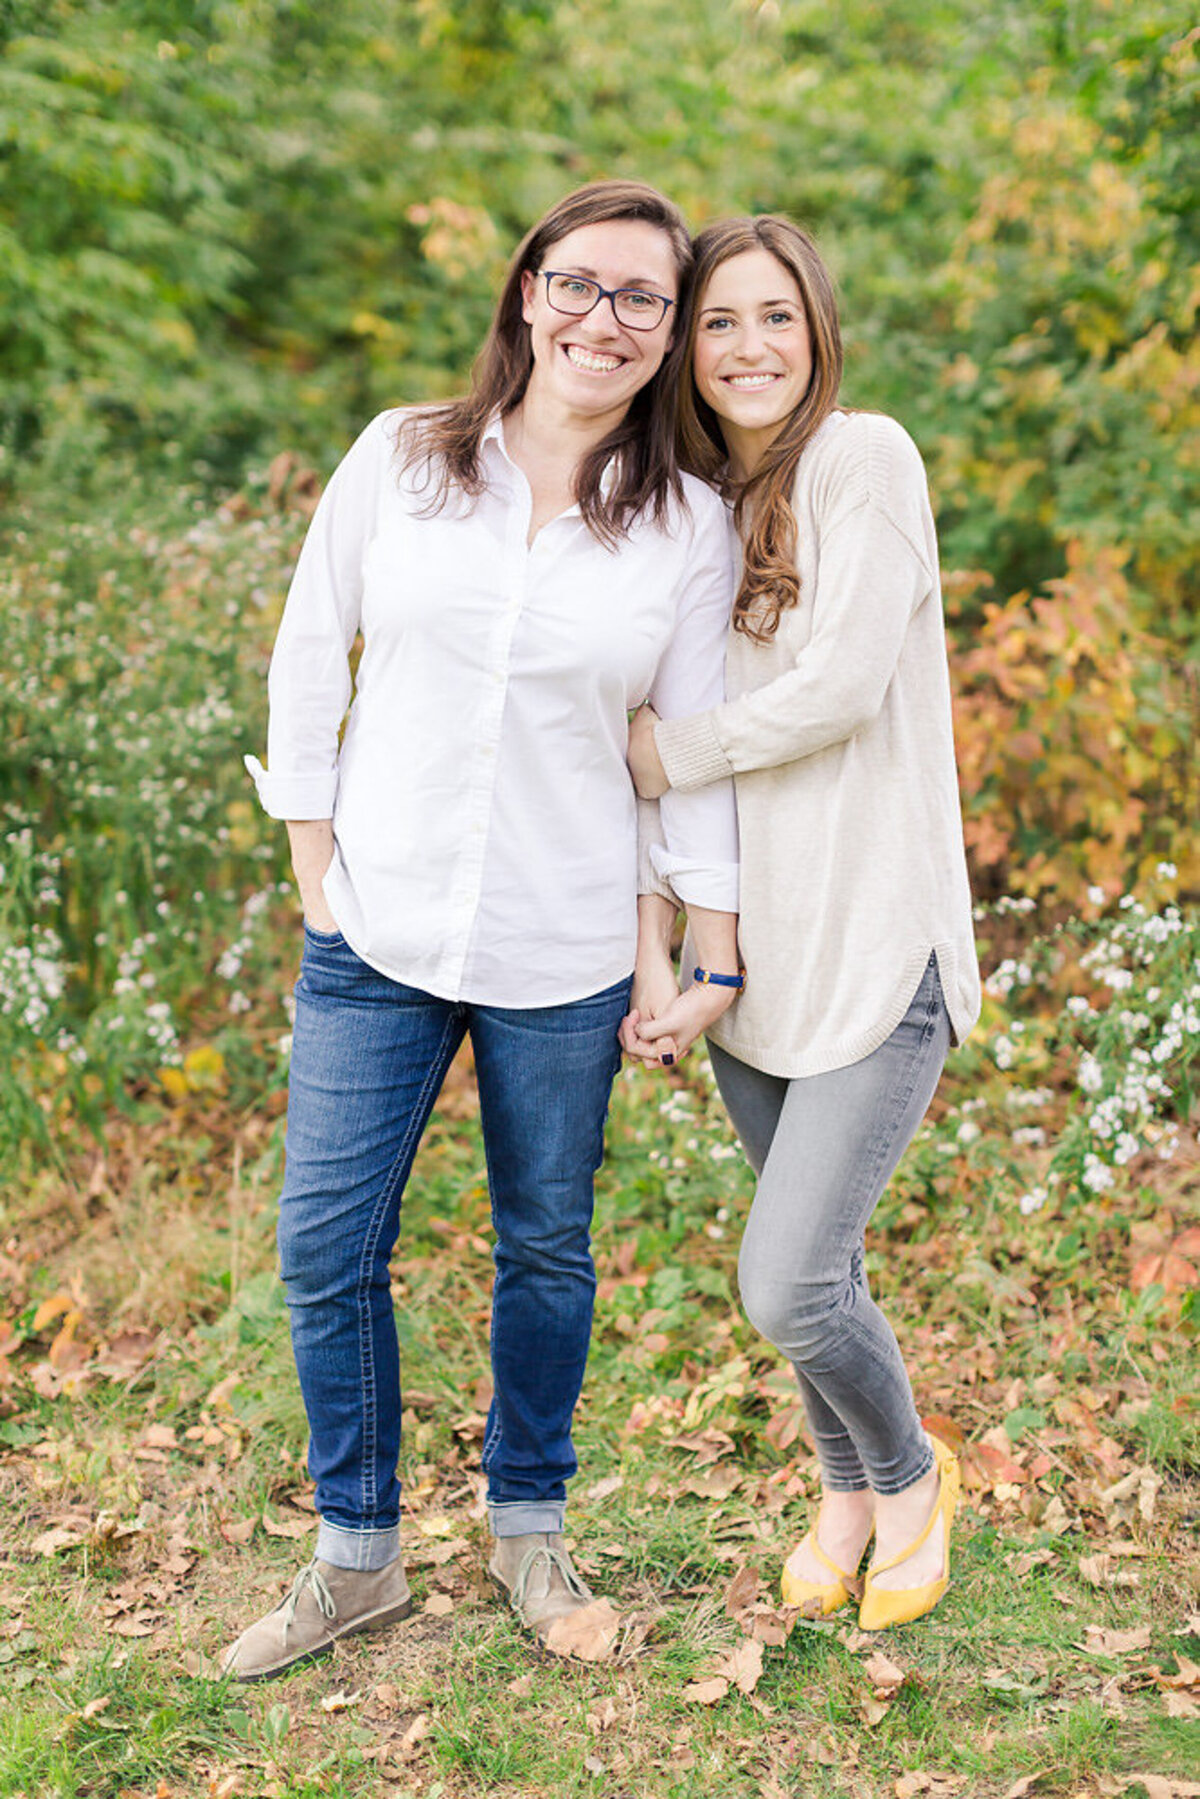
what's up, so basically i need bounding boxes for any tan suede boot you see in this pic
[222,1556,412,1681]
[488,1532,593,1641]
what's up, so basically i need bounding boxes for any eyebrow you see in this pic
[557,263,672,289]
[699,298,798,314]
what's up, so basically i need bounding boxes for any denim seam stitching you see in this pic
[355,1008,464,1527]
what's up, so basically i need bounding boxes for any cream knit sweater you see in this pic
[655,409,981,1078]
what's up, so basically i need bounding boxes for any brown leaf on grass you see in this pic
[1164,1690,1200,1719]
[396,1713,431,1759]
[724,1565,760,1620]
[1112,1781,1200,1799]
[585,1475,624,1502]
[1002,1777,1049,1799]
[920,1413,966,1453]
[30,1524,87,1556]
[1152,1653,1200,1693]
[863,1651,907,1699]
[1098,1464,1162,1525]
[684,1465,742,1501]
[682,1675,729,1705]
[140,1424,178,1451]
[422,1593,454,1617]
[716,1638,764,1695]
[1079,1553,1140,1589]
[669,1428,736,1464]
[1008,1548,1055,1576]
[219,1517,256,1546]
[82,1695,112,1720]
[110,1615,159,1638]
[963,1439,1026,1492]
[507,1673,534,1696]
[542,1597,621,1663]
[261,1509,314,1540]
[860,1693,890,1726]
[895,1773,966,1797]
[1080,1624,1151,1656]
[94,1329,160,1380]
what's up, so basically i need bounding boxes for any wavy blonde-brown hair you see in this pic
[678,216,843,640]
[397,180,694,544]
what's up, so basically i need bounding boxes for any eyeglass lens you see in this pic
[543,272,668,330]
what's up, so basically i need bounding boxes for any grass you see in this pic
[1,1051,1196,1799]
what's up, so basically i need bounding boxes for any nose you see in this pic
[579,295,623,339]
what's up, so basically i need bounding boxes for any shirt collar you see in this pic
[483,409,618,500]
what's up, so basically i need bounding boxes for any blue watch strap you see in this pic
[692,966,746,992]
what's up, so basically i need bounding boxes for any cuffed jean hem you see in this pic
[316,1520,402,1571]
[488,1500,566,1538]
[842,1432,935,1498]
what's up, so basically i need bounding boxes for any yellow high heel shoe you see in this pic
[781,1530,863,1616]
[858,1437,960,1631]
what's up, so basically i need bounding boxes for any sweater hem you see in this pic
[707,942,973,1079]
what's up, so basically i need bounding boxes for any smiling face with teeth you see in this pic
[692,246,815,478]
[519,219,678,433]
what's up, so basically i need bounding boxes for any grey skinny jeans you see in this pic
[710,954,950,1496]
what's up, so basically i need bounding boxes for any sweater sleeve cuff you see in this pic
[244,754,337,821]
[654,711,733,793]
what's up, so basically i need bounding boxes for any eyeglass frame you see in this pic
[534,269,676,333]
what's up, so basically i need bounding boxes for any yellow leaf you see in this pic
[32,1292,74,1333]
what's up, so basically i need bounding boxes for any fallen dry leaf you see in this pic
[1002,1775,1049,1799]
[30,1525,87,1556]
[1080,1624,1151,1656]
[219,1517,256,1546]
[1079,1553,1140,1589]
[716,1638,764,1696]
[422,1593,454,1617]
[1116,1781,1200,1799]
[921,1413,966,1453]
[682,1675,729,1706]
[542,1597,621,1663]
[261,1509,314,1540]
[864,1650,907,1699]
[1152,1653,1200,1693]
[81,1695,112,1720]
[683,1465,742,1501]
[585,1474,624,1502]
[396,1713,430,1759]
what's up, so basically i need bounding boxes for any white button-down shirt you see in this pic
[246,411,738,1006]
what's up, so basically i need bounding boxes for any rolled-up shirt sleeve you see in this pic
[645,494,740,912]
[244,417,389,819]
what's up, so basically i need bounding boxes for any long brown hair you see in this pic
[678,216,843,640]
[397,180,693,543]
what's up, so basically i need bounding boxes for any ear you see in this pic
[520,268,536,326]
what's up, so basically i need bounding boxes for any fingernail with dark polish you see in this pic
[662,1053,675,1066]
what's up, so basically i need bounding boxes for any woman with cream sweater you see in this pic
[628,215,980,1631]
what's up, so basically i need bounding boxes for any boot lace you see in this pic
[509,1544,592,1613]
[280,1560,337,1642]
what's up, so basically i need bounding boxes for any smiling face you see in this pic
[692,247,814,477]
[519,219,678,434]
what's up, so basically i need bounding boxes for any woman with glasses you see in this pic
[227,182,740,1679]
[628,216,980,1631]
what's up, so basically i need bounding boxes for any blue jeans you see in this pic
[278,925,630,1570]
[710,955,950,1496]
